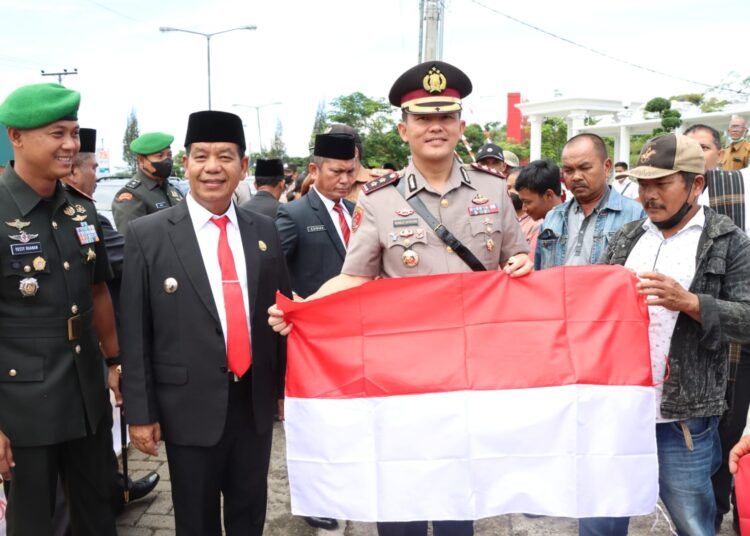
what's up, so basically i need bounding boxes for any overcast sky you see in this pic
[1,0,747,169]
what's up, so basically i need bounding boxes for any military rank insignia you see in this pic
[75,222,100,245]
[468,204,499,216]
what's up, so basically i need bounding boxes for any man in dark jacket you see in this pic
[590,133,750,536]
[241,158,285,218]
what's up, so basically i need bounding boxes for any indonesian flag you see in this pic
[279,266,657,522]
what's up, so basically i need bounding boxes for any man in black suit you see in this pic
[276,134,357,299]
[120,110,291,536]
[241,158,285,218]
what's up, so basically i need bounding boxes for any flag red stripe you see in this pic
[279,266,652,399]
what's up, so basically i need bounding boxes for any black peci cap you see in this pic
[313,133,356,160]
[254,158,284,179]
[184,111,246,153]
[79,128,96,154]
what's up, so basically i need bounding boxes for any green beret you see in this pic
[0,83,80,129]
[130,132,174,155]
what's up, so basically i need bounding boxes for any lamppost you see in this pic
[232,102,282,153]
[160,25,257,110]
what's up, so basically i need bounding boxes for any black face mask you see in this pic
[651,182,694,230]
[149,158,173,180]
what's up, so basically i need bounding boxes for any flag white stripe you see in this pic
[285,384,658,522]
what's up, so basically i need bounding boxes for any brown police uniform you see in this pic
[343,160,528,277]
[720,139,750,171]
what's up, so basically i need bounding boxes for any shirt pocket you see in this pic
[468,216,503,266]
[1,254,52,299]
[384,230,432,275]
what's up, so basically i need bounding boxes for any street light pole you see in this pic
[160,25,257,110]
[232,102,282,153]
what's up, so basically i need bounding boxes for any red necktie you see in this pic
[333,202,350,247]
[211,216,251,377]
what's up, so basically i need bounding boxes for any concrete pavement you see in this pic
[116,423,737,535]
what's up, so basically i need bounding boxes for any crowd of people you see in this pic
[0,60,750,536]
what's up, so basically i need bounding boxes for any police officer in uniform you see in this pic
[269,61,533,536]
[112,131,183,233]
[0,83,120,535]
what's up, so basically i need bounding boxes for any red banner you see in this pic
[278,265,652,399]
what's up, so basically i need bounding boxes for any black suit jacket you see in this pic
[241,190,280,219]
[120,202,291,446]
[275,188,354,298]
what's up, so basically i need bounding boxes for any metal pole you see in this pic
[206,36,212,110]
[256,107,263,153]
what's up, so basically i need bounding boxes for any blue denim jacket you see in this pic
[534,186,645,269]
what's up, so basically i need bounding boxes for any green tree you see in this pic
[172,150,185,178]
[267,120,287,159]
[645,97,681,134]
[541,117,568,163]
[310,100,327,149]
[122,108,140,174]
[327,92,391,132]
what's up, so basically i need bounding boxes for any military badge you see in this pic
[19,277,39,297]
[32,256,46,271]
[472,194,489,205]
[398,229,414,238]
[63,206,76,217]
[72,215,87,222]
[258,240,267,252]
[9,230,39,243]
[468,204,499,216]
[75,222,100,245]
[422,66,447,94]
[414,228,425,239]
[85,248,96,262]
[352,206,363,232]
[5,219,31,230]
[395,208,415,217]
[402,249,419,267]
[117,192,134,202]
[74,204,86,214]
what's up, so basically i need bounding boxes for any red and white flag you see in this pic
[279,266,657,522]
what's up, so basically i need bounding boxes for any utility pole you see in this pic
[41,68,78,84]
[419,0,444,62]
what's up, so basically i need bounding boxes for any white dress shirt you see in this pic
[312,185,352,247]
[624,206,705,422]
[611,178,639,200]
[186,193,250,349]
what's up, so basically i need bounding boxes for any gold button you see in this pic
[74,345,81,354]
[446,246,453,253]
[23,265,31,273]
[8,369,17,377]
[71,304,78,314]
[440,198,449,208]
[52,221,58,229]
[63,261,70,270]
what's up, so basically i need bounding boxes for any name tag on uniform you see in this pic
[155,202,168,209]
[393,218,419,228]
[10,242,42,255]
[75,222,100,245]
[307,225,326,233]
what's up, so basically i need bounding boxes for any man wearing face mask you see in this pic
[112,132,183,234]
[584,133,750,536]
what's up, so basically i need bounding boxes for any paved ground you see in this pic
[116,423,738,535]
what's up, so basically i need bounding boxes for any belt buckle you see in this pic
[67,314,81,341]
[433,223,446,233]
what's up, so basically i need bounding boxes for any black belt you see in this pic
[0,309,93,341]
